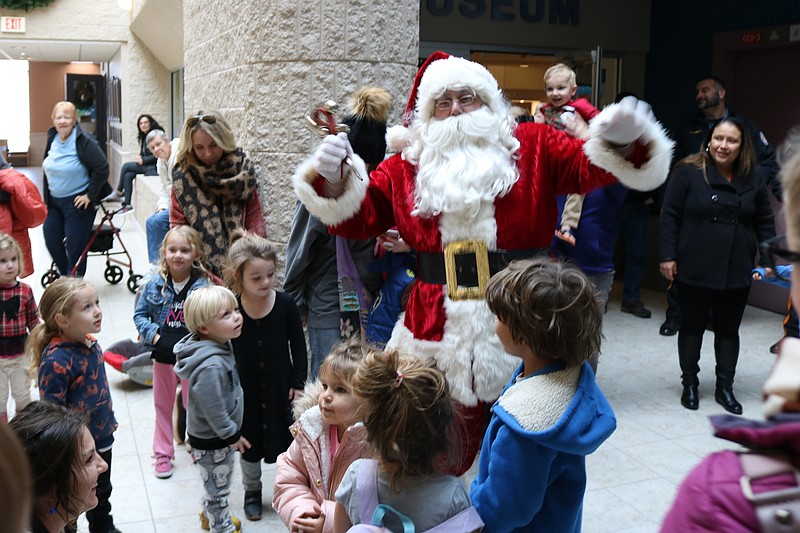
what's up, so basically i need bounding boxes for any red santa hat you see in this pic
[387,51,506,152]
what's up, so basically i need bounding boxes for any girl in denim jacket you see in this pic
[133,225,211,478]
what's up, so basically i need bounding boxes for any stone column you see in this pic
[182,0,420,254]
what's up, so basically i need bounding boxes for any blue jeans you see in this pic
[308,326,340,379]
[146,208,170,263]
[43,194,97,277]
[617,202,650,303]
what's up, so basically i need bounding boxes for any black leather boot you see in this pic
[678,333,702,410]
[714,337,742,415]
[244,489,262,521]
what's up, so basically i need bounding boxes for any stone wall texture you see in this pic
[182,0,420,258]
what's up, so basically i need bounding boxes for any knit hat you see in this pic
[340,86,392,167]
[763,337,800,417]
[387,51,506,152]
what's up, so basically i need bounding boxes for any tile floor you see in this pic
[11,168,783,532]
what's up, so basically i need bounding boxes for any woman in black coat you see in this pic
[41,101,110,277]
[659,117,775,414]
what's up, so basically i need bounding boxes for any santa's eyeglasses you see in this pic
[434,94,478,111]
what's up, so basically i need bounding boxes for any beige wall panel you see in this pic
[183,0,420,250]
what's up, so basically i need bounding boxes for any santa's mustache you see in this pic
[419,106,507,149]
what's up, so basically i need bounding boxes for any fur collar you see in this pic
[498,365,581,433]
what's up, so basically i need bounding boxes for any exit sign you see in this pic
[1,17,25,33]
[740,31,761,44]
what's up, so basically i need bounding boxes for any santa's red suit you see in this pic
[294,53,672,472]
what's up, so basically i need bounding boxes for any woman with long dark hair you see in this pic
[659,117,776,414]
[10,401,108,533]
[107,114,163,210]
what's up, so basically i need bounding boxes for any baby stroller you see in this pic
[41,201,143,293]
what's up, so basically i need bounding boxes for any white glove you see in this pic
[595,96,655,146]
[313,132,352,184]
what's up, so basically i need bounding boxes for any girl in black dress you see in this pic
[225,231,307,521]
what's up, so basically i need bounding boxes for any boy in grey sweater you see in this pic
[174,286,249,533]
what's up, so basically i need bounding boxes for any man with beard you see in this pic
[677,77,778,186]
[659,76,780,337]
[293,52,673,473]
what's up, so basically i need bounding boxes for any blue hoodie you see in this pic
[471,361,616,532]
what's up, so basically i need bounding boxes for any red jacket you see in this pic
[0,168,47,278]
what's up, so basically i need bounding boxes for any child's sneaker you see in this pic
[199,510,241,531]
[154,455,173,479]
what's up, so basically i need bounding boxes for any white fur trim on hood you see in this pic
[498,365,581,432]
[292,153,370,227]
[583,105,674,192]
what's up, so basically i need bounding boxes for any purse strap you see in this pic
[355,459,415,532]
[372,504,415,533]
[739,451,800,532]
[356,459,381,524]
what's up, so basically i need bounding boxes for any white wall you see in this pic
[0,60,30,153]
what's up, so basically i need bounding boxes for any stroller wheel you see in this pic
[41,270,60,288]
[127,274,143,294]
[104,265,124,284]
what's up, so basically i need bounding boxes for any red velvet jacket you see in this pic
[295,117,672,405]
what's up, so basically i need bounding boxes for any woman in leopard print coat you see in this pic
[170,110,266,276]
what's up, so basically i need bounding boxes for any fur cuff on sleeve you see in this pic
[583,110,674,192]
[292,154,370,226]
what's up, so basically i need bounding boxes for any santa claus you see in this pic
[294,52,673,472]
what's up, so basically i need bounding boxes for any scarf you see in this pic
[172,148,256,274]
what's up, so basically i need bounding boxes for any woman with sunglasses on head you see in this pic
[170,111,266,276]
[10,401,108,533]
[659,117,776,414]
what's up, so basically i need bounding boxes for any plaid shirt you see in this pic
[0,281,39,357]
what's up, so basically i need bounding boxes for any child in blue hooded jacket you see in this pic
[470,257,617,532]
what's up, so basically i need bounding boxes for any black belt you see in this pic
[417,248,546,287]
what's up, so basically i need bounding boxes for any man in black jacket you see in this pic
[660,76,780,336]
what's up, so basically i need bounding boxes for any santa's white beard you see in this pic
[410,107,519,218]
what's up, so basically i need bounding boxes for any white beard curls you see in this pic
[406,106,521,218]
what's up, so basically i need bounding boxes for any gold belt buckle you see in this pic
[443,239,490,301]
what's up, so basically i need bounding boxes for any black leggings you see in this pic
[117,161,156,205]
[86,447,115,533]
[677,282,750,339]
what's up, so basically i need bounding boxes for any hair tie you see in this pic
[392,371,404,388]
[49,502,58,515]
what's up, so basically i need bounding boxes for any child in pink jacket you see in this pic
[272,339,377,533]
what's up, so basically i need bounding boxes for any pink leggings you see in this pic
[153,361,188,459]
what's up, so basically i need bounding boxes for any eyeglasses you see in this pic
[434,94,478,111]
[759,234,800,281]
[187,114,217,128]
